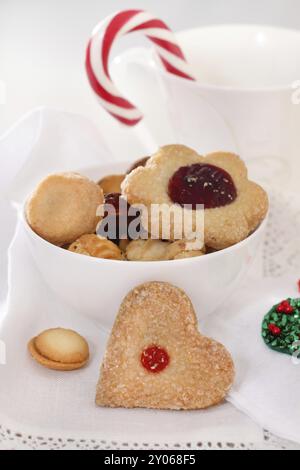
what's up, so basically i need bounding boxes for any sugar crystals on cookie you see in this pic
[122,145,269,250]
[96,282,235,410]
[69,234,124,260]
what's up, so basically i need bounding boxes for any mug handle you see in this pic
[111,48,240,156]
[110,48,177,151]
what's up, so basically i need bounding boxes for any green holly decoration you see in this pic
[262,298,300,355]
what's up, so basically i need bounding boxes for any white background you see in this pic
[1,0,300,135]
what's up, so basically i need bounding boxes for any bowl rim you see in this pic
[21,202,269,266]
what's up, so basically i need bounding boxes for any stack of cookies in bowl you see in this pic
[25,144,268,262]
[23,144,268,325]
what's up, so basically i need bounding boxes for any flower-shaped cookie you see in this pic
[122,145,269,249]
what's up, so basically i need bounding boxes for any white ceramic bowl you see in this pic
[22,161,267,329]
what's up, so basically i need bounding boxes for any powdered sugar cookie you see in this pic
[96,282,234,410]
[26,173,104,246]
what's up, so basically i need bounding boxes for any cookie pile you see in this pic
[26,145,269,261]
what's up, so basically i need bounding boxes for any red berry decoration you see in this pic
[276,300,294,315]
[168,163,237,209]
[268,323,281,336]
[141,345,170,373]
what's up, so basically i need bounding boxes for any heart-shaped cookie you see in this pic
[262,298,300,355]
[96,282,235,410]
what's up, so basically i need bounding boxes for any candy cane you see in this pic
[85,10,195,126]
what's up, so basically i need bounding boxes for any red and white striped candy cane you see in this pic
[85,10,194,126]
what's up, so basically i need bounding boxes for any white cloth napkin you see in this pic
[0,220,262,445]
[0,108,298,446]
[0,108,112,306]
[0,108,113,204]
[203,275,300,444]
[0,109,263,445]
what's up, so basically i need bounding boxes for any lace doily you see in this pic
[263,191,300,278]
[0,426,299,451]
[0,190,299,451]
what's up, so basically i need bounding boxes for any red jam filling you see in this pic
[168,163,237,209]
[104,193,128,217]
[141,345,170,373]
[101,192,142,241]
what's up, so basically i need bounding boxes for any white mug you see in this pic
[110,25,300,187]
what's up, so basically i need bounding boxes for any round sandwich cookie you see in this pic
[28,328,90,371]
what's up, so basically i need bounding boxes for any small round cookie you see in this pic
[119,239,130,253]
[69,234,124,260]
[26,173,104,246]
[28,328,89,371]
[126,239,205,261]
[98,174,125,194]
[126,239,169,261]
[166,239,204,260]
[173,250,204,260]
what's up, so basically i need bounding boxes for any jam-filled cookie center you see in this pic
[168,163,237,209]
[141,345,170,373]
